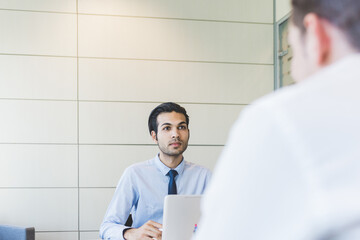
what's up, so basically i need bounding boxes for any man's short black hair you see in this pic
[292,0,360,51]
[148,102,189,135]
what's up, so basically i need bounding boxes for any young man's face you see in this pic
[152,111,189,158]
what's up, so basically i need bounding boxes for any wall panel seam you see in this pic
[0,98,250,105]
[0,8,76,15]
[35,230,79,233]
[77,56,274,66]
[78,12,273,25]
[0,53,76,58]
[0,98,77,102]
[273,0,277,91]
[0,143,225,146]
[0,187,80,189]
[0,53,274,65]
[78,100,249,106]
[0,8,272,25]
[76,0,81,239]
[0,143,77,145]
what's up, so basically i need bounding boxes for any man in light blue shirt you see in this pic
[100,102,212,240]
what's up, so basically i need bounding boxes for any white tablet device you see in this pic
[162,195,202,240]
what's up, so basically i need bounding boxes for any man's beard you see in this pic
[158,141,188,157]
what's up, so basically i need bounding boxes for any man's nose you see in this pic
[171,128,179,138]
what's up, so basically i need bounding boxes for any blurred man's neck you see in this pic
[326,25,358,66]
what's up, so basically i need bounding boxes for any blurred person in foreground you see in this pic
[194,0,360,239]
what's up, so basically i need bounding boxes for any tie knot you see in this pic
[167,169,178,179]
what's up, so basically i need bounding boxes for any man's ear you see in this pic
[303,13,331,66]
[151,130,158,143]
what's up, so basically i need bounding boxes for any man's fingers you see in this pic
[144,226,161,236]
[130,220,161,240]
[143,222,162,238]
[143,229,161,239]
[147,220,163,229]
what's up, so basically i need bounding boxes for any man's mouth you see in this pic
[170,142,181,147]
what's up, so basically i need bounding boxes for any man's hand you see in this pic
[123,220,163,240]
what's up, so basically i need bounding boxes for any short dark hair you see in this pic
[291,0,360,50]
[148,102,189,135]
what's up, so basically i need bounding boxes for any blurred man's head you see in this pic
[289,0,360,82]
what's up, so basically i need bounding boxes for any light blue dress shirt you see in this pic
[99,154,212,240]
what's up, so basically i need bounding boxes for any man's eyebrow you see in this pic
[160,121,187,127]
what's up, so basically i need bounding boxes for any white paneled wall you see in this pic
[0,55,77,99]
[79,189,114,231]
[79,145,222,188]
[0,0,274,239]
[36,232,79,240]
[276,0,291,21]
[79,59,273,103]
[78,0,273,23]
[0,144,77,187]
[0,100,77,143]
[0,189,78,231]
[78,15,273,63]
[0,11,77,56]
[79,102,244,145]
[0,0,76,13]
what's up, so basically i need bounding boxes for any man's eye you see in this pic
[163,127,170,131]
[179,126,187,130]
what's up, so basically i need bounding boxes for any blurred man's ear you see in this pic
[151,130,158,143]
[304,13,331,66]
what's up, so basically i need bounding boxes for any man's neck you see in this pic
[326,26,358,66]
[158,153,183,169]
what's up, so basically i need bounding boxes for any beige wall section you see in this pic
[78,15,273,64]
[78,0,273,23]
[0,0,76,12]
[0,11,77,56]
[80,232,102,240]
[79,145,222,188]
[36,232,79,240]
[0,144,77,187]
[79,102,244,145]
[79,189,114,231]
[79,145,158,188]
[0,189,78,231]
[0,55,77,100]
[276,0,291,21]
[0,100,77,143]
[0,0,274,239]
[79,59,273,104]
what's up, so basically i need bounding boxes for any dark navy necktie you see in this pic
[167,170,178,195]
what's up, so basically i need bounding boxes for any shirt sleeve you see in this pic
[99,167,138,240]
[194,104,311,240]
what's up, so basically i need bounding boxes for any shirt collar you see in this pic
[154,154,185,176]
